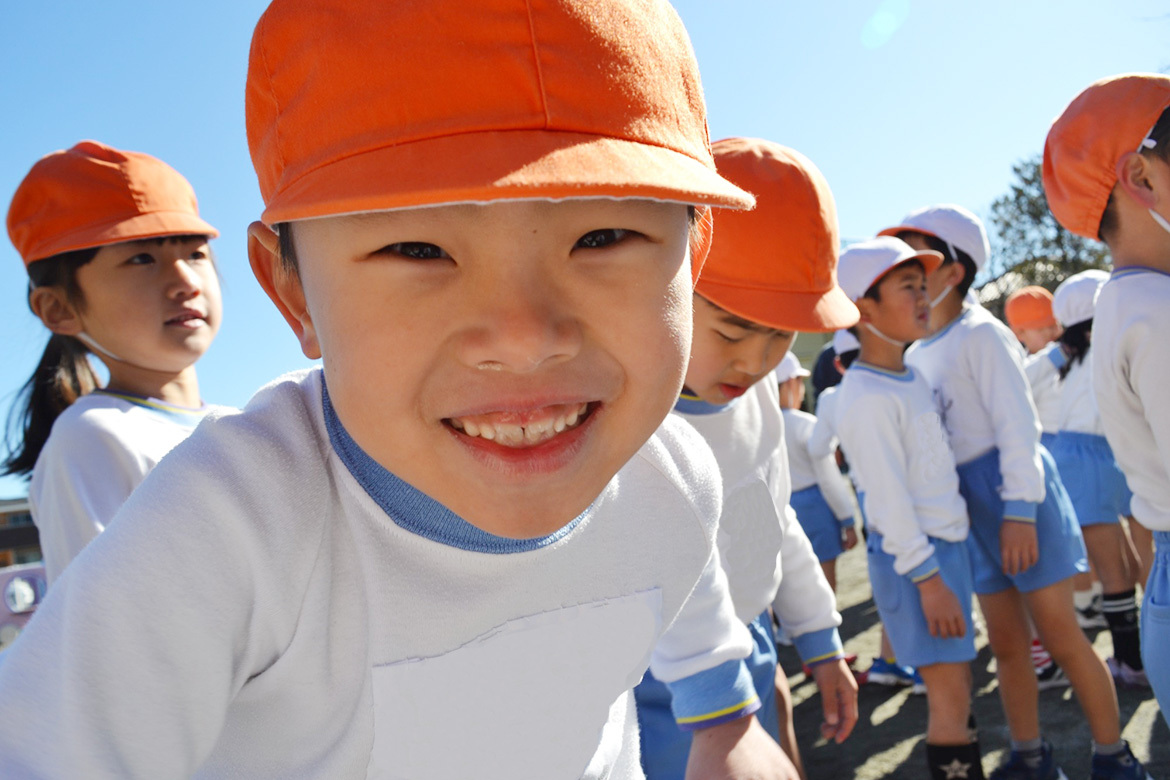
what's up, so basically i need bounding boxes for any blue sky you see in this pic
[1,1,1167,498]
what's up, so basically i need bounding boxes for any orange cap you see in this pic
[694,138,859,332]
[1043,73,1170,239]
[245,0,754,278]
[7,141,218,268]
[1003,286,1056,331]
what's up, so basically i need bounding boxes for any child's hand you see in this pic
[686,715,801,780]
[841,526,858,551]
[1000,521,1038,576]
[810,658,859,743]
[915,575,966,638]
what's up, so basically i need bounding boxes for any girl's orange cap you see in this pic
[694,138,859,332]
[7,141,218,268]
[245,0,756,272]
[1043,73,1170,240]
[1003,286,1056,331]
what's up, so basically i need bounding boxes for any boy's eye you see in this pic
[188,249,209,262]
[125,253,156,266]
[716,330,743,343]
[384,242,450,260]
[575,228,630,249]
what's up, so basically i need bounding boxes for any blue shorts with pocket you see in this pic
[1050,431,1133,525]
[790,485,843,563]
[867,531,976,667]
[1144,532,1170,728]
[958,446,1088,595]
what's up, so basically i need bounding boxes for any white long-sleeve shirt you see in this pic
[0,369,754,779]
[782,408,855,521]
[1092,267,1170,531]
[1023,343,1065,436]
[835,363,969,579]
[674,379,843,666]
[1056,353,1104,435]
[906,306,1046,521]
[29,390,215,583]
[808,386,840,462]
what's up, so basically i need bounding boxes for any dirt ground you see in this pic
[777,541,1168,779]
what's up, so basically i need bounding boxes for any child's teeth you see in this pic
[464,420,480,437]
[566,408,580,426]
[479,423,495,441]
[553,416,566,433]
[453,403,590,446]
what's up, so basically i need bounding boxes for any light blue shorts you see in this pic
[1040,431,1059,452]
[958,447,1088,595]
[1143,532,1170,728]
[1050,431,1133,525]
[634,612,779,780]
[867,532,977,667]
[790,485,843,563]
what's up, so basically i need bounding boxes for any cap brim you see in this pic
[877,224,938,242]
[693,278,861,333]
[25,211,219,264]
[870,250,945,289]
[260,130,755,225]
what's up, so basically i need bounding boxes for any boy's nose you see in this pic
[732,341,769,377]
[457,272,581,373]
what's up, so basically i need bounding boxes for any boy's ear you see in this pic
[1115,151,1159,208]
[248,221,322,360]
[855,296,875,323]
[29,287,83,337]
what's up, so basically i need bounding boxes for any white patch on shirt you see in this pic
[913,411,954,484]
[367,591,662,780]
[717,478,784,621]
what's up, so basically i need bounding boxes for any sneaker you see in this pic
[1106,657,1150,688]
[863,657,925,693]
[989,740,1068,780]
[1091,741,1154,779]
[1077,602,1109,630]
[1035,661,1070,691]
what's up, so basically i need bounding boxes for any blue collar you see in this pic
[851,362,916,383]
[322,382,586,554]
[1111,265,1170,281]
[92,389,210,424]
[674,391,741,416]
[919,306,971,347]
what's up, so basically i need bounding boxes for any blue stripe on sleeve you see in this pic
[666,659,760,731]
[906,554,942,584]
[1003,499,1038,524]
[1046,347,1067,370]
[792,626,844,667]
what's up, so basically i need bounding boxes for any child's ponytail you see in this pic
[3,247,100,477]
[3,334,99,477]
[1057,319,1092,381]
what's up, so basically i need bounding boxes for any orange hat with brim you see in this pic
[1004,286,1056,331]
[7,141,217,267]
[245,0,754,279]
[694,138,859,332]
[1043,73,1170,240]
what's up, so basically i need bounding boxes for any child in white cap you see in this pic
[775,351,858,592]
[888,206,1145,780]
[834,236,985,780]
[1045,74,1170,735]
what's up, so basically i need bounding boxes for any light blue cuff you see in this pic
[1047,346,1067,370]
[666,659,760,731]
[1003,499,1039,524]
[905,554,941,585]
[792,626,844,667]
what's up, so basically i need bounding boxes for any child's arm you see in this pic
[686,715,801,780]
[968,323,1045,572]
[1022,342,1066,394]
[915,574,966,638]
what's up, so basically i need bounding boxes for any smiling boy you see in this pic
[0,1,801,778]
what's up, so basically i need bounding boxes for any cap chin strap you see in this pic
[76,332,123,363]
[1150,208,1170,237]
[929,284,954,309]
[863,322,905,348]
